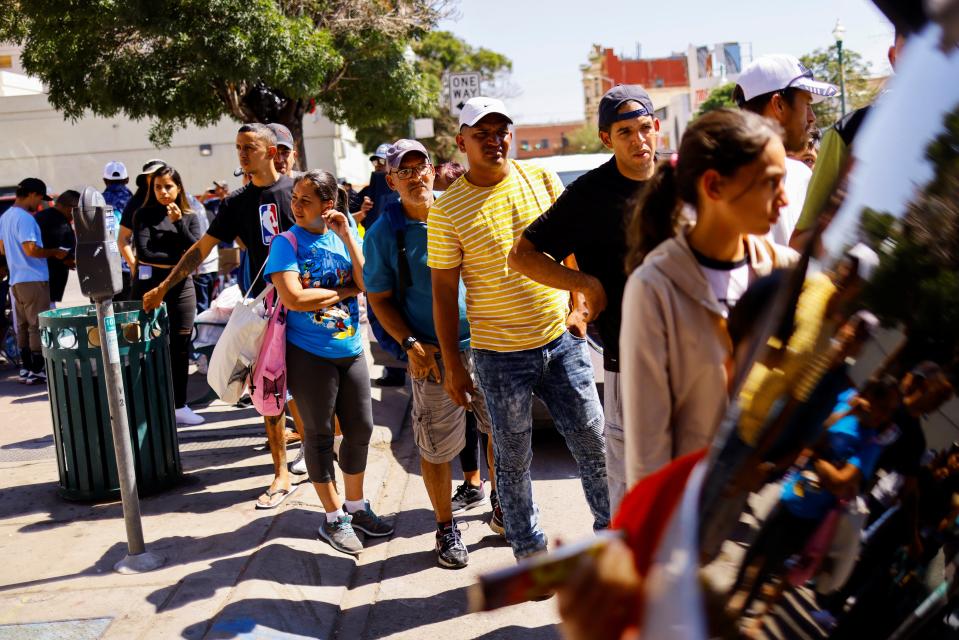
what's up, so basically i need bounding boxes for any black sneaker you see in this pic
[436,522,469,569]
[451,481,487,514]
[373,367,406,387]
[489,490,505,536]
[23,370,46,386]
[347,502,395,537]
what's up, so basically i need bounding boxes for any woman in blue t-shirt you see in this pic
[265,170,393,555]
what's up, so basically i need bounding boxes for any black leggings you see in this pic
[458,411,489,475]
[286,342,374,483]
[131,267,195,409]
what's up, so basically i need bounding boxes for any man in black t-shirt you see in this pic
[142,123,301,509]
[35,190,79,304]
[509,85,663,511]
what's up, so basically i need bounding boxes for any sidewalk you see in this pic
[0,289,596,638]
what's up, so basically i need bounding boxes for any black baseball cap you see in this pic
[18,178,52,201]
[598,85,655,129]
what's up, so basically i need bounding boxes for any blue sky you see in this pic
[439,0,895,124]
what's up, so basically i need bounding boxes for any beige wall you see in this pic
[0,92,373,193]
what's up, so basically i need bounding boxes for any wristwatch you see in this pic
[402,336,419,352]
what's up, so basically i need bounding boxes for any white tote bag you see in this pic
[208,279,274,404]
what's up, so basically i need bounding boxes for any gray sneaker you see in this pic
[451,481,487,514]
[319,514,363,555]
[347,502,395,537]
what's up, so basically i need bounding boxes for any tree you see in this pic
[355,30,512,162]
[800,45,881,129]
[862,104,959,373]
[695,82,737,118]
[564,124,606,154]
[0,0,451,168]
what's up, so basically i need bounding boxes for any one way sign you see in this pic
[448,72,482,116]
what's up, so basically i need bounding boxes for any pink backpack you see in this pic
[250,231,296,416]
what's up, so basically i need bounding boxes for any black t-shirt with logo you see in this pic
[523,156,652,372]
[207,176,295,295]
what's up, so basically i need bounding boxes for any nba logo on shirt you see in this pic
[260,203,279,244]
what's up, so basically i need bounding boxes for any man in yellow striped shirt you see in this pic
[428,97,609,560]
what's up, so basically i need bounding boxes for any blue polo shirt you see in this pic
[363,206,470,351]
[0,206,49,285]
[264,225,363,359]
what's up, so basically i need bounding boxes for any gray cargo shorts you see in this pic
[411,348,492,464]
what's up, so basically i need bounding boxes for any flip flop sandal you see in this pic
[254,483,299,509]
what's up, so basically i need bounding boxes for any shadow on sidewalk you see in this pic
[185,597,340,640]
[473,625,561,639]
[1,443,286,532]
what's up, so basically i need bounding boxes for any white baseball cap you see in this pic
[458,97,513,128]
[103,160,129,180]
[736,54,839,104]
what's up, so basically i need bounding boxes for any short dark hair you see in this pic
[238,123,277,148]
[56,190,80,209]
[733,85,804,114]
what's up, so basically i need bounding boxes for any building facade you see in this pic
[513,121,585,159]
[580,42,748,151]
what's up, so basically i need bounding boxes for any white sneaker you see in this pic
[175,405,205,425]
[290,446,308,475]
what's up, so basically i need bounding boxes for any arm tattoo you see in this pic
[165,246,204,288]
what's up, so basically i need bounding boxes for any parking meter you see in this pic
[70,186,164,573]
[73,186,122,302]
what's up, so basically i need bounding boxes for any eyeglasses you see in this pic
[393,163,433,180]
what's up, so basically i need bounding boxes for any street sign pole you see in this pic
[448,71,483,117]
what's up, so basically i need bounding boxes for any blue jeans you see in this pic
[473,331,609,557]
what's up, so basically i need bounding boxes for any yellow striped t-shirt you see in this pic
[427,160,570,352]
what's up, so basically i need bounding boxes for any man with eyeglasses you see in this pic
[733,54,838,246]
[363,139,495,568]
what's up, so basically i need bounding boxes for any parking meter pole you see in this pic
[74,186,163,574]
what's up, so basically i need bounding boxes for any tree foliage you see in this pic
[0,0,450,166]
[862,104,959,372]
[355,30,512,162]
[564,124,606,155]
[800,44,880,129]
[695,82,737,118]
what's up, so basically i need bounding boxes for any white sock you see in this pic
[325,507,345,523]
[344,499,366,513]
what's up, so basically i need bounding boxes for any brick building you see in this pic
[513,121,584,159]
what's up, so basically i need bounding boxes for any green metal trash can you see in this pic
[39,301,183,501]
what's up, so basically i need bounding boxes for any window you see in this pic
[540,138,550,149]
[520,140,530,151]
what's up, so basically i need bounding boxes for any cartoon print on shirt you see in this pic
[298,248,357,340]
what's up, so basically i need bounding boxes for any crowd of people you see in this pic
[1,23,958,637]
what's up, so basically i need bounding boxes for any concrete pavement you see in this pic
[0,285,599,639]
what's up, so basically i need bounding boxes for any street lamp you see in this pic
[832,19,847,119]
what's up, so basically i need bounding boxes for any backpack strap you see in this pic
[384,202,413,295]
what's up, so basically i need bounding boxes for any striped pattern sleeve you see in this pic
[426,202,462,270]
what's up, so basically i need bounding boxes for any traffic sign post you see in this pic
[448,72,482,116]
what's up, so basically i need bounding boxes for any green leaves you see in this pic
[3,0,446,154]
[800,45,878,129]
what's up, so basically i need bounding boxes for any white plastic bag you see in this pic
[815,495,870,594]
[207,284,273,404]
